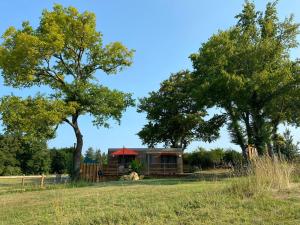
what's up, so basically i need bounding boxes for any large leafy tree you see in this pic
[275,129,300,161]
[0,5,134,179]
[0,133,50,175]
[190,1,300,158]
[138,71,224,150]
[49,147,74,174]
[0,134,21,175]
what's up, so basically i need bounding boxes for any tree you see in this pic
[0,134,21,175]
[0,5,134,179]
[50,149,67,174]
[138,70,225,150]
[17,139,50,175]
[94,149,106,164]
[84,147,96,163]
[0,133,50,175]
[49,147,74,174]
[275,129,300,161]
[190,1,300,158]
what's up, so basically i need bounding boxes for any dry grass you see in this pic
[252,157,294,190]
[228,157,295,197]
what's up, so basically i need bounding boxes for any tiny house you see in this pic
[105,148,183,176]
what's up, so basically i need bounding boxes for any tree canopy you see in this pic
[190,1,300,157]
[138,70,225,150]
[0,5,134,179]
[0,133,50,175]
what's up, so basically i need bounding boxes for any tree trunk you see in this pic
[71,114,83,180]
[243,112,254,145]
[251,109,266,155]
[226,107,247,160]
[271,121,279,156]
[267,143,274,158]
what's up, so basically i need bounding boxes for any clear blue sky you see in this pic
[0,0,299,153]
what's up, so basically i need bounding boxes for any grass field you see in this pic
[0,177,299,225]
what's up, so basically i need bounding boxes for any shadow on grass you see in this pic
[0,172,234,194]
[89,173,233,188]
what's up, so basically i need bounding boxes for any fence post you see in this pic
[21,174,25,189]
[40,174,45,188]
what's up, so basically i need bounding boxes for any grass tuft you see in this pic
[228,157,294,198]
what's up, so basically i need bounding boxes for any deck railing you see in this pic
[147,163,178,175]
[103,162,179,176]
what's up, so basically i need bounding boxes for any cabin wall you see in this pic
[106,149,183,176]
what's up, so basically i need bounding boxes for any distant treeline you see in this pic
[1,131,298,175]
[184,132,300,171]
[0,134,107,176]
[183,148,243,171]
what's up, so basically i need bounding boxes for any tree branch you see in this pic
[53,54,77,80]
[64,118,75,129]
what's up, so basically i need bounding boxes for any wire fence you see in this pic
[0,174,69,194]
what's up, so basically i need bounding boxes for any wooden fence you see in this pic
[0,174,46,188]
[80,163,101,182]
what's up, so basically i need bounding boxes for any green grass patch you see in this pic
[0,178,299,225]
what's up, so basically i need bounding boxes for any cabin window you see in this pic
[160,155,177,168]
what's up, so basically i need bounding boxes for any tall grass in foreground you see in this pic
[229,157,294,197]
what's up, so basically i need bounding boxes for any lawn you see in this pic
[0,178,299,225]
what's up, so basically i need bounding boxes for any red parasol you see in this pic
[111,147,138,156]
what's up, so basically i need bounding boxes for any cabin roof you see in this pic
[108,148,183,154]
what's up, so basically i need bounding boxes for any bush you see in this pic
[183,147,242,170]
[223,150,243,167]
[130,160,143,174]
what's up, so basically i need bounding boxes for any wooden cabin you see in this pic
[104,148,183,176]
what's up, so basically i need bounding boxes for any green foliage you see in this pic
[190,1,300,156]
[0,4,134,179]
[183,147,242,170]
[0,133,50,175]
[223,149,244,166]
[0,134,22,175]
[276,129,300,161]
[83,147,107,165]
[138,71,225,150]
[49,147,74,174]
[0,95,75,140]
[16,139,50,175]
[130,159,143,174]
[84,147,96,163]
[0,5,134,88]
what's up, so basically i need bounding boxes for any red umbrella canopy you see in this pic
[111,148,138,156]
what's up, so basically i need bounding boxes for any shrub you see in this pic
[223,150,243,167]
[130,160,143,174]
[183,147,242,170]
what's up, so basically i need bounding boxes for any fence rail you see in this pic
[0,174,46,188]
[0,174,69,191]
[0,175,45,179]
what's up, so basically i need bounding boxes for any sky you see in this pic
[0,0,299,153]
